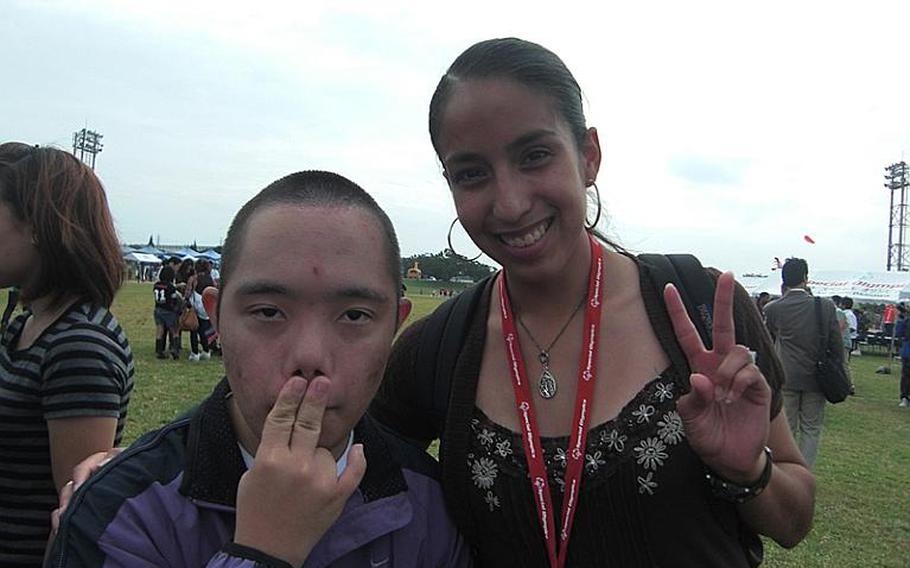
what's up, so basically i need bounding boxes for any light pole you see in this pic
[72,128,104,170]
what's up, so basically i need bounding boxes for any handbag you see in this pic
[179,303,199,332]
[814,298,851,403]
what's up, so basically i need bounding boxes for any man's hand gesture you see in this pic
[663,272,771,484]
[234,376,366,567]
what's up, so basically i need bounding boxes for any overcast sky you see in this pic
[4,0,910,275]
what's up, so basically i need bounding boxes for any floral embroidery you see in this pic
[471,457,498,489]
[632,404,655,424]
[553,447,568,469]
[478,428,495,446]
[585,450,606,473]
[657,411,685,445]
[484,490,500,511]
[637,471,658,495]
[553,476,566,491]
[633,437,668,470]
[601,429,627,453]
[494,439,513,458]
[655,382,674,401]
[466,373,685,509]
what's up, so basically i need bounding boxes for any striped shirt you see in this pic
[0,302,134,568]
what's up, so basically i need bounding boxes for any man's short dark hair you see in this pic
[842,297,854,309]
[781,257,808,288]
[219,170,402,299]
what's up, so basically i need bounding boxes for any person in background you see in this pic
[756,292,772,316]
[371,38,814,567]
[187,259,215,362]
[49,171,468,568]
[842,297,858,354]
[166,256,181,271]
[152,265,182,360]
[210,263,221,286]
[176,258,195,291]
[0,142,134,568]
[764,258,842,468]
[895,304,910,408]
[831,295,854,392]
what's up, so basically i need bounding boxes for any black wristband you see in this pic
[704,446,773,504]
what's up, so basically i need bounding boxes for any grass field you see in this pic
[107,281,908,566]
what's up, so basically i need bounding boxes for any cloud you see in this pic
[4,0,910,274]
[668,156,749,186]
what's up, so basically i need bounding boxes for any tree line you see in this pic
[401,250,495,282]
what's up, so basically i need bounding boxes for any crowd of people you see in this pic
[2,36,902,568]
[152,256,220,361]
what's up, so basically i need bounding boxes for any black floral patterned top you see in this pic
[372,260,784,567]
[467,373,685,514]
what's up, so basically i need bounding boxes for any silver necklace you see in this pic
[516,294,587,399]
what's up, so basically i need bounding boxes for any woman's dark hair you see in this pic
[158,265,175,284]
[429,37,587,154]
[428,37,622,248]
[0,142,123,308]
[176,258,195,284]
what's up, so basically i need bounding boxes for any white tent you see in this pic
[123,252,163,264]
[740,271,910,303]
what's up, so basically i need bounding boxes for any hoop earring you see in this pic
[585,181,602,230]
[447,218,482,261]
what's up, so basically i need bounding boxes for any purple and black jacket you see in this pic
[47,379,470,568]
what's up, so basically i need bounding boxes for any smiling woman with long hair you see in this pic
[0,142,134,567]
[371,38,815,567]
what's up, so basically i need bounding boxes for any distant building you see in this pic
[406,261,422,279]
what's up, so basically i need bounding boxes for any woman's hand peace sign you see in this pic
[663,271,771,484]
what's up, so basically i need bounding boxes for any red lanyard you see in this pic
[497,235,605,568]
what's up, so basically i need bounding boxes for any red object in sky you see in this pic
[884,304,897,325]
[804,235,816,244]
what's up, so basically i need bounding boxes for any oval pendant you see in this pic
[538,370,558,399]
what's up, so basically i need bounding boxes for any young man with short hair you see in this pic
[48,171,469,567]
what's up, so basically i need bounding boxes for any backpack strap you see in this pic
[638,253,764,566]
[415,275,494,436]
[638,253,715,348]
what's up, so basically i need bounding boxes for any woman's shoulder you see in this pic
[47,303,133,363]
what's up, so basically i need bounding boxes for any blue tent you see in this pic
[196,249,221,260]
[136,245,166,257]
[173,247,197,258]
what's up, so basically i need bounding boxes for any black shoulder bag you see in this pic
[814,298,851,403]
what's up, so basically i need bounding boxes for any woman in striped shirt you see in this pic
[0,143,134,568]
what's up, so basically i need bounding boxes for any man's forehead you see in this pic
[248,203,380,236]
[231,204,395,292]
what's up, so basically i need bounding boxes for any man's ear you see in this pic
[202,286,220,332]
[396,297,413,332]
